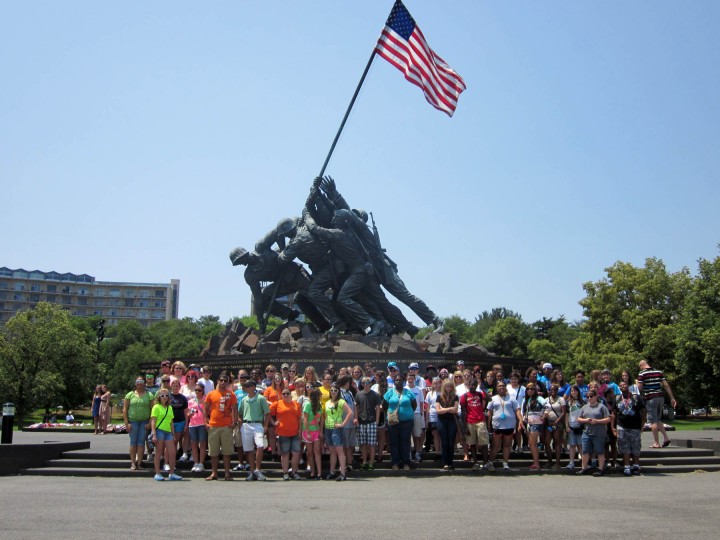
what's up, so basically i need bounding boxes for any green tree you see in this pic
[571,258,691,377]
[109,342,161,392]
[0,303,96,426]
[481,317,531,358]
[442,314,474,343]
[471,307,523,343]
[675,253,720,408]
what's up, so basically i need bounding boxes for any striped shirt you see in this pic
[638,368,666,400]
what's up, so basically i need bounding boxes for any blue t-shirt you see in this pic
[383,388,415,422]
[564,384,589,401]
[234,388,247,411]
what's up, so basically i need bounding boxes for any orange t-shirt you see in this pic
[264,386,280,404]
[205,389,237,428]
[270,399,301,437]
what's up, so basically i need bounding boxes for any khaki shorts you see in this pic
[466,422,489,446]
[233,425,243,449]
[207,426,233,457]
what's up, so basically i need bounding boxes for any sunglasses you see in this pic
[195,389,204,393]
[158,394,169,398]
[282,392,291,396]
[266,369,276,373]
[218,379,228,383]
[173,366,183,370]
[330,389,339,393]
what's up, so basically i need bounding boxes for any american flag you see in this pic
[375,0,466,117]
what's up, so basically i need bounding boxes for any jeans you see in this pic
[436,417,457,466]
[388,419,413,466]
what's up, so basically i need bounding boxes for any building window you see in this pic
[124,289,136,297]
[77,297,88,306]
[14,283,25,291]
[154,300,165,308]
[138,300,149,308]
[94,310,104,316]
[30,294,40,302]
[124,298,134,307]
[109,288,120,297]
[154,290,165,298]
[46,294,56,302]
[62,296,72,305]
[46,284,56,292]
[94,299,105,307]
[152,310,165,319]
[94,288,106,296]
[13,294,24,301]
[0,281,8,289]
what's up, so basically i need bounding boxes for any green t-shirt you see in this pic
[302,400,321,432]
[125,390,154,422]
[240,394,270,422]
[324,399,346,429]
[151,403,173,433]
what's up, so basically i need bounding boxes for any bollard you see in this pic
[2,402,15,444]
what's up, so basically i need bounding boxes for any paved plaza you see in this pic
[2,430,720,539]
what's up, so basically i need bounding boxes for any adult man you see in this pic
[355,376,381,469]
[238,379,271,481]
[460,379,489,470]
[203,372,238,481]
[564,370,589,400]
[199,365,215,393]
[613,381,647,476]
[637,360,677,448]
[159,360,172,380]
[405,371,426,462]
[229,247,311,334]
[599,369,621,397]
[232,370,250,472]
[538,362,553,389]
[408,362,426,390]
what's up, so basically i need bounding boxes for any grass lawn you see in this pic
[668,417,720,430]
[15,406,124,429]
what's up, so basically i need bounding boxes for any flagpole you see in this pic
[318,50,377,177]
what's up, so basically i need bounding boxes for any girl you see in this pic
[322,384,353,481]
[565,385,584,469]
[522,383,546,470]
[303,388,323,479]
[187,383,207,473]
[434,380,459,471]
[150,391,182,481]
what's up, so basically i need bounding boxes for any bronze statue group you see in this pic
[230,177,444,337]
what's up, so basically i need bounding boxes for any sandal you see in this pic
[662,440,671,447]
[224,475,234,481]
[130,464,137,471]
[650,443,661,448]
[205,475,217,481]
[136,463,145,470]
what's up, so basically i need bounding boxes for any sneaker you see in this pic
[325,472,337,480]
[153,473,164,481]
[196,463,205,472]
[163,464,170,471]
[632,466,641,476]
[471,463,481,471]
[336,473,346,482]
[254,470,267,481]
[246,472,257,481]
[232,464,244,471]
[576,468,592,476]
[590,459,598,469]
[403,464,410,471]
[367,463,375,471]
[624,467,632,477]
[593,470,604,477]
[415,452,422,462]
[169,473,183,481]
[292,473,302,480]
[565,461,576,469]
[190,464,199,472]
[484,462,494,471]
[178,454,189,462]
[283,473,290,481]
[502,462,510,470]
[392,465,399,471]
[243,463,251,471]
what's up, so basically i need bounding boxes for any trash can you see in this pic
[2,402,15,444]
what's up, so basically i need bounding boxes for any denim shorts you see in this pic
[128,421,147,446]
[189,425,207,443]
[173,420,186,433]
[568,428,583,446]
[582,432,606,455]
[155,429,173,442]
[279,435,301,454]
[325,428,343,447]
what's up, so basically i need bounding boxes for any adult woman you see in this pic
[169,380,189,464]
[264,373,284,459]
[486,381,524,471]
[150,391,182,481]
[434,380,459,471]
[91,385,102,434]
[371,371,389,462]
[322,383,353,481]
[522,384,546,470]
[352,365,364,390]
[552,370,571,397]
[304,366,318,386]
[506,371,525,453]
[525,368,546,397]
[382,373,417,471]
[170,361,187,385]
[271,387,303,480]
[544,383,567,469]
[621,370,640,396]
[565,385,584,469]
[181,370,200,399]
[425,377,442,457]
[303,388,323,479]
[187,383,207,473]
[577,389,611,476]
[123,377,153,470]
[98,384,112,434]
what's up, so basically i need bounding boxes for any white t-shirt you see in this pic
[404,385,424,415]
[507,384,525,404]
[425,391,439,423]
[200,377,215,393]
[487,394,519,430]
[455,383,467,414]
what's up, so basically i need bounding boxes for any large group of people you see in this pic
[118,358,678,481]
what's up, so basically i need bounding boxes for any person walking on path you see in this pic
[637,360,677,448]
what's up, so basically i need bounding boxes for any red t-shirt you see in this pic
[205,389,237,428]
[270,399,301,437]
[460,390,487,424]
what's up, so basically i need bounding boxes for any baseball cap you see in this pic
[601,368,611,374]
[409,362,419,370]
[387,361,398,371]
[456,360,465,366]
[281,363,290,369]
[542,363,553,370]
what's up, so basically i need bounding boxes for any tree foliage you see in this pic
[0,303,96,425]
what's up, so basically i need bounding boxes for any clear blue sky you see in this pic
[2,1,719,326]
